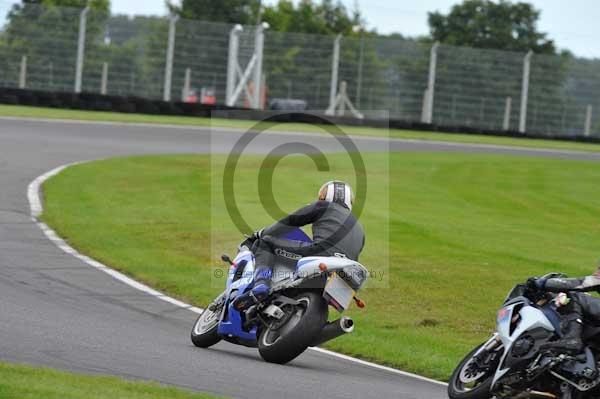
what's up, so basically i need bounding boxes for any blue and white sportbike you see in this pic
[449,273,600,399]
[191,228,369,364]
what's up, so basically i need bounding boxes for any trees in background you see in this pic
[428,0,555,54]
[262,0,360,36]
[168,0,261,26]
[168,0,361,36]
[15,0,108,11]
[427,0,574,130]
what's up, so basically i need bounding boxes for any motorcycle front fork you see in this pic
[474,334,502,368]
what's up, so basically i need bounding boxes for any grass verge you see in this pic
[2,104,600,153]
[41,153,600,380]
[0,361,221,399]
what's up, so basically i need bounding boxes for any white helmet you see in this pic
[318,181,354,210]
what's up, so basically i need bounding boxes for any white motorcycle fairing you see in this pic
[491,301,556,388]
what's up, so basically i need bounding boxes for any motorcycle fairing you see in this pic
[217,228,312,343]
[295,257,368,290]
[492,299,556,388]
[218,249,258,342]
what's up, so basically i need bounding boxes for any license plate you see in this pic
[324,272,355,311]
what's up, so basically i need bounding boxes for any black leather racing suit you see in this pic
[540,273,600,352]
[252,200,365,285]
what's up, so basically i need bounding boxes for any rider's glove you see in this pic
[526,277,546,291]
[526,277,539,291]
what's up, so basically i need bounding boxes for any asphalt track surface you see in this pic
[2,118,600,399]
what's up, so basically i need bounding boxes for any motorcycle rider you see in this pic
[530,265,600,354]
[232,180,365,311]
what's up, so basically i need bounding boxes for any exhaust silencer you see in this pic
[310,316,354,347]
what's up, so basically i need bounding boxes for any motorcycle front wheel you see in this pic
[258,291,327,364]
[191,304,222,348]
[448,343,495,399]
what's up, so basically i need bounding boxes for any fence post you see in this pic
[74,6,90,93]
[422,41,439,124]
[226,24,243,106]
[327,34,342,114]
[163,15,179,102]
[519,50,533,133]
[421,89,429,122]
[338,81,347,116]
[181,67,191,101]
[584,105,593,137]
[252,23,267,109]
[19,55,27,89]
[100,62,108,95]
[355,35,364,109]
[503,97,512,131]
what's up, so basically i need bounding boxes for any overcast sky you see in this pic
[1,0,598,58]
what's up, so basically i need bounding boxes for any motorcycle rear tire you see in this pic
[258,291,327,364]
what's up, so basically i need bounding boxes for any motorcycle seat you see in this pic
[270,259,298,283]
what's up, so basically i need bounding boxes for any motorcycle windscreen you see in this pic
[281,227,312,243]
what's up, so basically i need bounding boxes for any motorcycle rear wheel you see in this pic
[448,343,494,399]
[258,291,327,364]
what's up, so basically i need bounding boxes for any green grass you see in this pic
[2,103,600,153]
[41,153,600,381]
[0,361,221,399]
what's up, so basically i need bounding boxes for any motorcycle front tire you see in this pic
[191,307,222,348]
[448,343,494,399]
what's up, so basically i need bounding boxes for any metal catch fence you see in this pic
[1,2,598,136]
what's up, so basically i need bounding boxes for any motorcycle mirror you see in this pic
[221,254,233,265]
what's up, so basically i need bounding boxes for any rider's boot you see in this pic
[540,305,584,355]
[539,337,583,354]
[232,267,272,311]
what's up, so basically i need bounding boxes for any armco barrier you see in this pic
[1,87,599,145]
